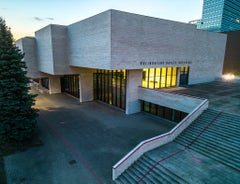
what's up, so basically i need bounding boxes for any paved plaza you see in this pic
[4,92,175,184]
[4,79,240,184]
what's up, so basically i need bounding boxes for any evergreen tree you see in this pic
[0,18,38,143]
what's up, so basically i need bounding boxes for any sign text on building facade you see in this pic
[140,60,192,66]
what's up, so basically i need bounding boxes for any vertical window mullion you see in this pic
[165,68,167,88]
[159,68,162,88]
[153,68,156,89]
[147,68,150,88]
[120,70,123,108]
[111,71,113,105]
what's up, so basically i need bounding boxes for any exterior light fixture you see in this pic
[223,74,235,80]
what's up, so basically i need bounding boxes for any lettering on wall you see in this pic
[139,60,192,66]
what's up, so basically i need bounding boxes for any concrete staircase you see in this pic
[174,109,240,172]
[115,154,189,184]
[114,109,240,183]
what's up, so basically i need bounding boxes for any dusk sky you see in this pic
[1,0,203,40]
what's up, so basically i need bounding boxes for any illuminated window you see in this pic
[142,67,178,89]
[93,69,126,110]
[161,68,167,88]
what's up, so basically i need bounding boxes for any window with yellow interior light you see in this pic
[93,69,126,110]
[142,67,177,89]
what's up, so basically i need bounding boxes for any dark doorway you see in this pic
[61,75,79,98]
[180,66,189,86]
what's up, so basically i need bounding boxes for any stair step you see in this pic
[186,128,240,146]
[142,155,189,184]
[177,129,240,154]
[115,109,240,182]
[185,125,240,143]
[175,136,240,164]
[176,132,240,154]
[191,121,240,134]
[189,146,240,172]
[137,158,167,183]
[133,161,156,183]
[174,139,240,171]
[120,171,135,184]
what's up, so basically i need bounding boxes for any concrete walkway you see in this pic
[4,93,176,184]
[162,79,240,115]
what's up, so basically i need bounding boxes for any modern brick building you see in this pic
[16,9,227,118]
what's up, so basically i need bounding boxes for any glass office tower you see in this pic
[197,0,240,32]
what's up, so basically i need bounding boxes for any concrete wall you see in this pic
[138,87,204,113]
[35,25,54,74]
[68,11,111,69]
[49,76,61,94]
[23,9,226,86]
[78,68,95,102]
[36,24,73,75]
[223,31,240,74]
[110,10,227,84]
[125,70,142,114]
[51,25,73,75]
[16,37,45,78]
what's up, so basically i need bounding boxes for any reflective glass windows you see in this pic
[93,70,126,110]
[142,101,188,122]
[61,75,79,98]
[198,0,240,32]
[142,67,177,89]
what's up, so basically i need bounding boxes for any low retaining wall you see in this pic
[138,87,204,113]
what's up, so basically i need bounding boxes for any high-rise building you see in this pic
[197,0,240,32]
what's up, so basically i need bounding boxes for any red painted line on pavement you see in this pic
[40,116,103,184]
[137,111,223,183]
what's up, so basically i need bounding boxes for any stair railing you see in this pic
[112,98,208,180]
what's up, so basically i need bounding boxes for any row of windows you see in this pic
[142,67,177,89]
[204,0,224,6]
[142,67,190,89]
[93,67,189,109]
[142,101,188,123]
[93,70,126,110]
[225,0,240,8]
[61,75,79,98]
[200,0,240,32]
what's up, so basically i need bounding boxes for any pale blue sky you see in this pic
[1,0,203,39]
